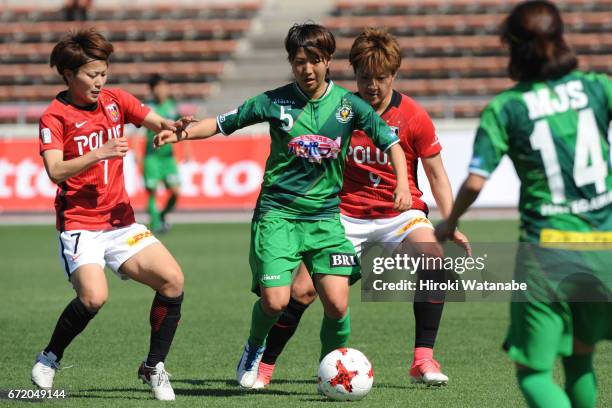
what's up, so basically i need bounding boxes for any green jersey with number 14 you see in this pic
[217,81,399,220]
[470,71,612,242]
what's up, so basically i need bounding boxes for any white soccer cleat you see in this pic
[409,358,449,386]
[251,379,266,390]
[138,361,176,401]
[236,343,265,388]
[31,351,59,390]
[412,370,449,386]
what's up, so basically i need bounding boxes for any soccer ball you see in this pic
[317,348,373,401]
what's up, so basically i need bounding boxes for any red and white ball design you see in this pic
[317,348,374,401]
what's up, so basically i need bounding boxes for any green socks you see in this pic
[319,309,351,361]
[248,300,351,360]
[563,354,597,408]
[248,299,279,347]
[517,368,571,408]
[147,194,161,229]
[516,354,597,408]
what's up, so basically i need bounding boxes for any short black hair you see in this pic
[501,0,577,81]
[284,23,336,62]
[148,73,166,90]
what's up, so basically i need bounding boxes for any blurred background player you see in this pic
[32,28,186,401]
[63,0,91,21]
[436,1,612,407]
[154,23,412,389]
[139,74,187,233]
[254,27,471,389]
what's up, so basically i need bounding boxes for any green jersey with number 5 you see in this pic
[216,81,399,220]
[469,70,612,242]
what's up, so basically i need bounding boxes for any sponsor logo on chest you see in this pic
[288,135,341,163]
[348,143,390,166]
[346,119,403,166]
[73,124,122,156]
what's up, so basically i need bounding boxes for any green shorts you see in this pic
[504,245,612,370]
[143,156,180,190]
[249,215,360,294]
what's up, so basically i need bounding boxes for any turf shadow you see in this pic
[299,397,341,403]
[174,388,308,397]
[138,379,313,397]
[375,382,447,391]
[69,387,149,400]
[298,382,447,402]
[72,387,303,399]
[174,378,316,386]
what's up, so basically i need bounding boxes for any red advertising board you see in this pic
[0,136,270,212]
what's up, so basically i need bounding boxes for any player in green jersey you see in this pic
[254,27,472,390]
[154,23,412,389]
[436,2,612,407]
[141,74,184,233]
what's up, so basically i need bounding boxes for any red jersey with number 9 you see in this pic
[340,91,441,219]
[39,88,150,231]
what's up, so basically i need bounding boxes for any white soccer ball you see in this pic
[317,347,374,401]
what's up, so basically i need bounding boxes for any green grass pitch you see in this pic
[0,220,610,407]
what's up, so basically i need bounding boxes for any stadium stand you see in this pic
[326,0,612,118]
[0,1,261,123]
[333,0,612,15]
[335,34,612,58]
[0,40,238,64]
[1,2,261,23]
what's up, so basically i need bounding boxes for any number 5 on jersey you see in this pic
[280,106,293,131]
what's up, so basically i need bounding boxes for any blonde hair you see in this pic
[349,28,401,75]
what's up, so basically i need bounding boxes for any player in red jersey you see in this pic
[31,28,186,401]
[253,28,471,389]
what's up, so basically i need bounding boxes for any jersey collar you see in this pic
[56,90,98,111]
[354,89,401,116]
[293,80,334,103]
[381,90,402,116]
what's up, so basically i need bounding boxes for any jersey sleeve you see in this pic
[216,94,268,136]
[409,109,441,158]
[469,103,509,178]
[351,95,399,151]
[39,112,64,154]
[115,88,150,126]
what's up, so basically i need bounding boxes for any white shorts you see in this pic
[340,210,433,257]
[58,223,159,279]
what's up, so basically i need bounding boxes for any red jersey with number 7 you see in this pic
[39,88,150,231]
[340,91,441,219]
